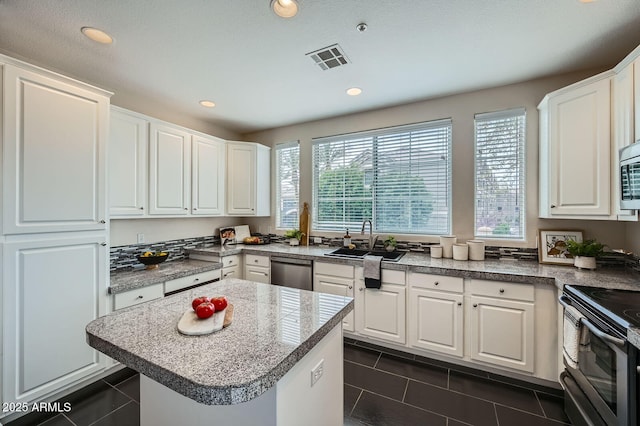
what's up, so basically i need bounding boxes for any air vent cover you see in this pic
[306,44,350,70]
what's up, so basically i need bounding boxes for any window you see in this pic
[276,141,300,229]
[474,108,526,239]
[312,120,452,235]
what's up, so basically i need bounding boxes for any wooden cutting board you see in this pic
[177,304,234,336]
[299,202,310,246]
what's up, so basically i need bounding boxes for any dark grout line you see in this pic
[86,400,136,426]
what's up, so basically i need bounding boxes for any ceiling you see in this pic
[1,0,640,134]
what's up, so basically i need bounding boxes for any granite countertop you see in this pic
[86,279,353,405]
[109,259,222,294]
[189,244,640,291]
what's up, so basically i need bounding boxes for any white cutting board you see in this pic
[177,305,233,336]
[235,225,251,242]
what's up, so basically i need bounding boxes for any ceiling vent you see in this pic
[306,44,350,70]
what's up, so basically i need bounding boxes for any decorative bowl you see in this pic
[137,253,169,269]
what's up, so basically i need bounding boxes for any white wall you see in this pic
[243,68,630,251]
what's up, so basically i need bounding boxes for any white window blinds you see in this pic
[276,141,300,229]
[312,120,452,235]
[474,108,526,239]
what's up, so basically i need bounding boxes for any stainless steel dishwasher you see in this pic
[270,256,313,291]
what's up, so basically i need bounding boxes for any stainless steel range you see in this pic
[560,285,640,426]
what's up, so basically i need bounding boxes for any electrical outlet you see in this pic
[310,359,324,387]
[313,237,323,244]
[137,233,145,243]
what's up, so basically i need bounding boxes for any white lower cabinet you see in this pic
[244,254,270,284]
[408,273,464,357]
[467,280,535,373]
[355,268,406,345]
[313,262,355,332]
[2,233,109,405]
[221,255,242,279]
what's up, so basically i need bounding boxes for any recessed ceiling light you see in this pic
[271,0,298,18]
[346,87,362,96]
[81,27,113,44]
[199,100,216,108]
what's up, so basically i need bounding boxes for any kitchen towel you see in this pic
[363,255,383,289]
[562,304,584,369]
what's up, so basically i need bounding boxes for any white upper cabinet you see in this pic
[226,142,271,216]
[109,107,148,217]
[634,55,640,142]
[192,134,225,215]
[612,61,638,221]
[539,72,614,219]
[2,64,109,233]
[149,122,191,215]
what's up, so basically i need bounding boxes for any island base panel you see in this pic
[140,324,343,426]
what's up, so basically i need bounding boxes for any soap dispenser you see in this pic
[343,229,351,247]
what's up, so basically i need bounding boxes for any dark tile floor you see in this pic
[6,339,571,426]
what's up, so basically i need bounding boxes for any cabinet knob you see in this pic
[99,220,106,224]
[194,278,200,282]
[473,303,478,308]
[101,242,107,246]
[139,207,144,210]
[348,285,353,290]
[359,287,364,291]
[499,288,505,294]
[457,302,462,306]
[137,295,144,299]
[184,208,188,211]
[193,207,198,211]
[254,259,259,263]
[434,281,439,286]
[550,205,556,208]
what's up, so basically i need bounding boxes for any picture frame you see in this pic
[538,229,583,265]
[219,226,237,245]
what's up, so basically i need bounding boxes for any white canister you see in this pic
[430,245,443,258]
[439,235,457,258]
[467,240,485,261]
[452,243,469,261]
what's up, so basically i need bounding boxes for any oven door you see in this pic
[565,316,629,426]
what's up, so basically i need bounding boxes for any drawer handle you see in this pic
[137,295,144,299]
[499,288,505,294]
[434,281,439,286]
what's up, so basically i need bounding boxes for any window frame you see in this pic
[312,119,452,235]
[473,107,526,240]
[275,141,300,230]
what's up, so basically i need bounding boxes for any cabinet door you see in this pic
[409,288,463,357]
[546,77,611,216]
[356,283,406,344]
[468,295,534,373]
[192,135,225,215]
[3,65,108,233]
[612,63,638,221]
[226,143,256,215]
[149,123,191,215]
[109,108,148,216]
[314,274,355,332]
[2,233,108,404]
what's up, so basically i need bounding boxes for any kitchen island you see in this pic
[86,278,353,426]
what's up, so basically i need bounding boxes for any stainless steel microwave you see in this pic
[620,143,640,209]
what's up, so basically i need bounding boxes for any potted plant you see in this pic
[383,236,397,252]
[284,229,304,246]
[566,239,605,270]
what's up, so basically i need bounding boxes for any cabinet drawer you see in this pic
[381,269,405,285]
[468,279,534,302]
[221,255,240,268]
[222,265,241,279]
[409,273,463,293]
[164,269,221,294]
[315,261,354,278]
[114,283,164,310]
[245,254,269,267]
[245,266,270,284]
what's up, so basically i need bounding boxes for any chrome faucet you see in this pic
[361,219,378,250]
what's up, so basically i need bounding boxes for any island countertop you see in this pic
[86,278,353,405]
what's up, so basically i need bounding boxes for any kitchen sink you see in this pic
[324,248,406,262]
